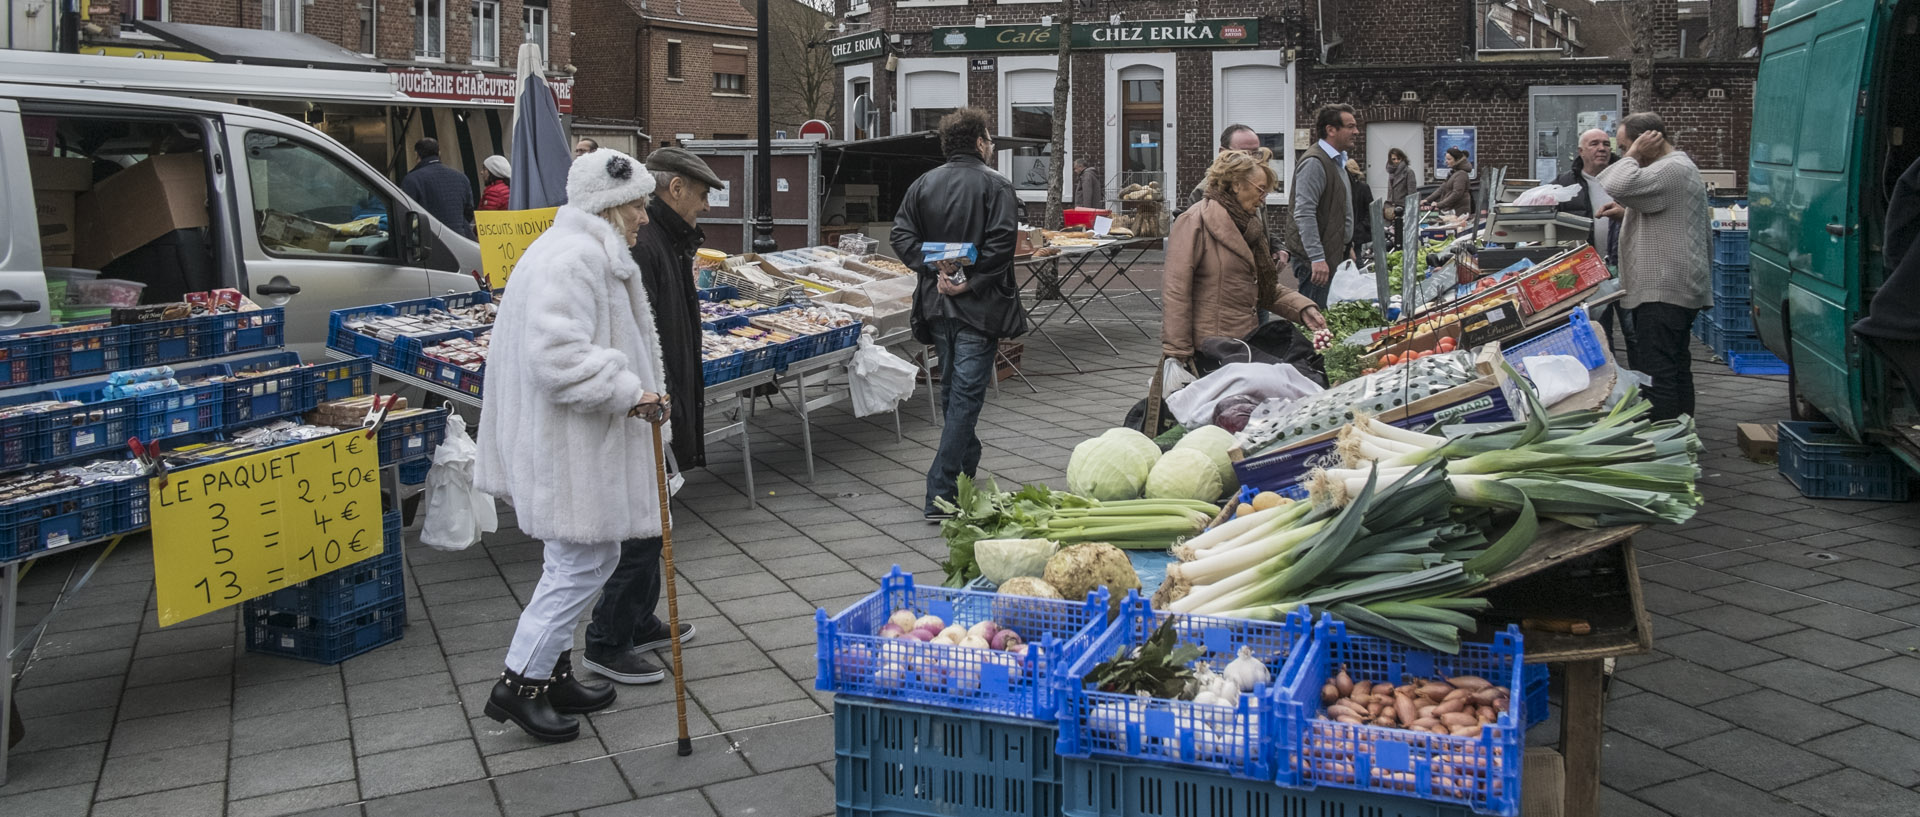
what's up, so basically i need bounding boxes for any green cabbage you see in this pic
[976,539,1057,585]
[1101,427,1162,464]
[1173,425,1240,488]
[1143,448,1226,502]
[1067,434,1157,501]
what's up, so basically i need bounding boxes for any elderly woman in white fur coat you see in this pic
[474,149,671,743]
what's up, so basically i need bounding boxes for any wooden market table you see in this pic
[1475,521,1652,817]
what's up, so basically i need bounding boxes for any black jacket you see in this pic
[632,199,707,467]
[1349,174,1375,252]
[891,153,1027,344]
[401,157,476,240]
[1553,154,1618,244]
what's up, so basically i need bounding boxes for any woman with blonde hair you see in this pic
[1162,148,1326,363]
[475,149,672,742]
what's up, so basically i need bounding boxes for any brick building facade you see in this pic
[832,0,1757,217]
[86,0,570,70]
[570,0,758,147]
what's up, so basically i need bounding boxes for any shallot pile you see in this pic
[1315,668,1511,738]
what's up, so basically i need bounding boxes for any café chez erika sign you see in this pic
[931,19,1258,52]
[828,29,888,64]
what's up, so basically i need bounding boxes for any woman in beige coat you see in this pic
[1162,149,1326,362]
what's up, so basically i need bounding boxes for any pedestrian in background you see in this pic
[479,155,512,211]
[1423,148,1475,216]
[1384,148,1417,245]
[474,150,668,743]
[892,109,1027,520]
[1074,157,1104,208]
[1162,149,1327,364]
[1284,104,1358,308]
[574,137,599,158]
[1597,112,1712,421]
[401,137,477,239]
[1556,128,1624,347]
[579,146,724,685]
[1347,158,1375,262]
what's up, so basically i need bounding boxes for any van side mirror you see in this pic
[403,212,432,265]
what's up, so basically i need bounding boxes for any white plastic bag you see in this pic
[1157,357,1197,394]
[1513,183,1583,206]
[420,414,498,552]
[1165,362,1324,428]
[1327,259,1378,304]
[1523,354,1592,408]
[848,328,919,417]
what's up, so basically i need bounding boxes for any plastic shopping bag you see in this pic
[1327,259,1378,304]
[1522,354,1592,408]
[1513,183,1583,206]
[420,414,498,552]
[848,327,919,417]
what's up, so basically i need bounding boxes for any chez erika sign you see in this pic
[931,18,1258,52]
[828,29,888,65]
[390,67,576,114]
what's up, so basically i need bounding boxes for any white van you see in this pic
[1,83,483,357]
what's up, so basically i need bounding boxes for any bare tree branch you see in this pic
[767,0,839,130]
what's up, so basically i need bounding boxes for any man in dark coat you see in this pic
[400,137,476,239]
[892,108,1026,519]
[1555,128,1623,346]
[579,146,722,685]
[1855,155,1920,393]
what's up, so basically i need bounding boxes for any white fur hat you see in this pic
[483,154,511,180]
[566,149,655,214]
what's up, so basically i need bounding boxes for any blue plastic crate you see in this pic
[1501,306,1606,378]
[438,291,494,312]
[1777,421,1911,502]
[0,479,120,563]
[1061,757,1472,817]
[698,285,740,302]
[377,410,448,466]
[310,357,375,404]
[124,317,213,368]
[835,697,1062,817]
[0,392,45,471]
[0,333,39,387]
[120,477,150,533]
[1711,263,1751,300]
[1728,351,1789,376]
[243,593,407,664]
[701,351,745,386]
[821,321,863,354]
[207,308,286,354]
[1523,663,1549,730]
[34,323,130,383]
[252,512,405,619]
[1712,230,1750,265]
[1709,298,1753,335]
[328,304,407,366]
[1057,596,1310,780]
[816,566,1110,721]
[132,364,227,441]
[1697,316,1769,356]
[400,327,489,396]
[1273,617,1526,816]
[399,459,431,485]
[37,386,137,466]
[222,352,318,425]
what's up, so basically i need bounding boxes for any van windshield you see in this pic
[22,112,217,303]
[243,131,397,261]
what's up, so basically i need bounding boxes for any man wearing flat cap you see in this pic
[579,146,725,685]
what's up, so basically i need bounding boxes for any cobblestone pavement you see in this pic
[2,274,1918,816]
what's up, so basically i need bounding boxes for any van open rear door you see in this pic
[0,98,59,331]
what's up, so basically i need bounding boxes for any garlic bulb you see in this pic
[1223,646,1271,690]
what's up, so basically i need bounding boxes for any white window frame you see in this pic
[357,0,378,56]
[471,0,501,65]
[997,55,1071,203]
[415,0,446,62]
[1103,51,1177,202]
[262,0,302,32]
[1212,50,1294,204]
[666,39,685,81]
[121,0,167,39]
[843,61,874,139]
[893,57,967,135]
[522,5,548,57]
[711,42,749,96]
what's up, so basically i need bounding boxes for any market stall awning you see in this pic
[131,21,387,71]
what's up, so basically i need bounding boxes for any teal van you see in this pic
[1749,0,1920,470]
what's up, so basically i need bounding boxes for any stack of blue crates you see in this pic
[1694,230,1789,375]
[242,510,408,664]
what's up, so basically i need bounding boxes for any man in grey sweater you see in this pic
[1284,105,1359,309]
[1597,112,1712,421]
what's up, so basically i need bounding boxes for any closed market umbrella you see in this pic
[509,42,571,210]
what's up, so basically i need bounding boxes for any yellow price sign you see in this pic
[475,207,559,289]
[152,431,385,627]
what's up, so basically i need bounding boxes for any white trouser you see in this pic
[504,538,622,677]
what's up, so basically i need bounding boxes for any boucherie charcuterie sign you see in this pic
[390,67,576,113]
[931,19,1258,52]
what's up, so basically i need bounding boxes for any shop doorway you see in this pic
[1366,122,1424,202]
[1118,65,1165,193]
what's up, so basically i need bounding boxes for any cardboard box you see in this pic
[1738,422,1779,462]
[1459,300,1527,347]
[1515,245,1610,314]
[29,156,92,192]
[921,242,978,265]
[74,153,210,270]
[34,190,78,260]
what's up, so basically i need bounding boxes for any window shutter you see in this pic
[1004,69,1054,105]
[713,50,747,75]
[905,70,962,110]
[1219,65,1287,133]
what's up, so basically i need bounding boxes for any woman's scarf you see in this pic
[1207,188,1281,309]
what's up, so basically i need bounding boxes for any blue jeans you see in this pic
[925,320,995,514]
[1290,254,1331,310]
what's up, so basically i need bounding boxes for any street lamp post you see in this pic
[752,0,777,252]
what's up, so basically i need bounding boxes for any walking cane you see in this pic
[649,419,694,756]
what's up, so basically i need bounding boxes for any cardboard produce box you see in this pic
[1514,245,1609,314]
[29,155,92,192]
[74,152,210,270]
[1738,422,1778,462]
[35,191,78,262]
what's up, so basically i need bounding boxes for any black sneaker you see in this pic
[925,510,954,523]
[580,649,666,685]
[633,621,697,655]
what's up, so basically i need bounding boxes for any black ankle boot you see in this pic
[547,650,617,715]
[484,668,580,743]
